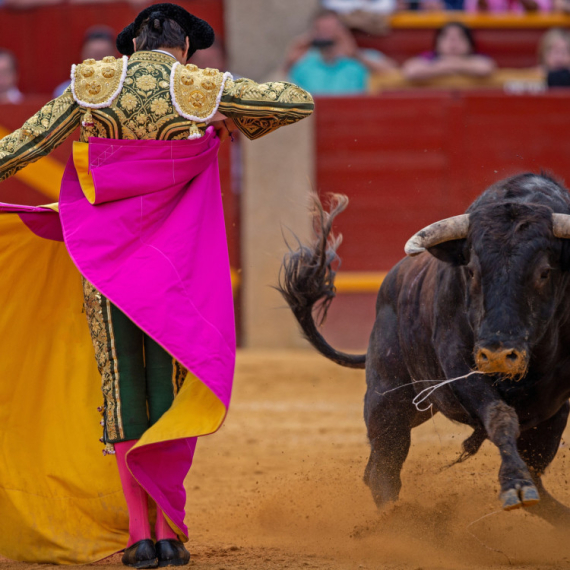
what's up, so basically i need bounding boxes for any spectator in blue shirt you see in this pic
[284,10,396,95]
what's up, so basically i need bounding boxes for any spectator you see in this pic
[465,0,551,13]
[0,50,22,104]
[285,9,396,95]
[53,25,116,97]
[402,23,495,82]
[538,28,570,87]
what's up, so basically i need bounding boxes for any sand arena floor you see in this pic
[3,349,570,570]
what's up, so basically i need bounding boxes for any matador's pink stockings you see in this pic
[115,440,178,545]
[155,509,178,541]
[114,440,151,547]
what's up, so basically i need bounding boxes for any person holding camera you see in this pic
[284,9,396,95]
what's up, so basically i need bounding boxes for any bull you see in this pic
[278,173,570,524]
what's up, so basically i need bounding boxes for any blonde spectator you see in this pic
[539,28,570,72]
[538,28,570,87]
[402,23,496,82]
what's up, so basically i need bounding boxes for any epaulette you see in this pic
[171,63,232,122]
[71,56,128,108]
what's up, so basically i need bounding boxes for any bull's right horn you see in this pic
[404,214,470,256]
[552,213,570,239]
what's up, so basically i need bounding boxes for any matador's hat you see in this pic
[116,3,214,57]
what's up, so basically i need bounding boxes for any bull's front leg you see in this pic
[436,351,539,510]
[483,400,539,510]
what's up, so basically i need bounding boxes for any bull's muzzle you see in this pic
[474,346,528,378]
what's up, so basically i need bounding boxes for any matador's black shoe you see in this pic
[156,539,191,567]
[122,539,159,569]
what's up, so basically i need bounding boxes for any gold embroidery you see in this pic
[85,52,189,141]
[219,78,314,140]
[150,98,168,116]
[0,51,314,180]
[136,74,157,92]
[232,113,306,140]
[82,279,124,443]
[171,359,188,396]
[172,64,225,120]
[73,56,125,106]
[120,93,138,112]
[0,88,80,181]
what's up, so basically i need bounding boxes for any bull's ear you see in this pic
[427,239,468,266]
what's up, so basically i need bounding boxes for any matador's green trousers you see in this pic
[82,280,187,446]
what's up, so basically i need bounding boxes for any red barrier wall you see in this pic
[316,91,570,272]
[316,92,570,348]
[0,1,224,95]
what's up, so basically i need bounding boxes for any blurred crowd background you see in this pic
[3,0,570,98]
[1,0,570,350]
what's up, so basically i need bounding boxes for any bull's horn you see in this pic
[552,213,570,239]
[404,214,470,256]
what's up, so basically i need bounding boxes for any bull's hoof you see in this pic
[501,484,540,511]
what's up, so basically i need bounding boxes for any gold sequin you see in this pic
[188,90,206,109]
[180,73,194,86]
[86,82,102,95]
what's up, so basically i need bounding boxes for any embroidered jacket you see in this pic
[0,51,315,182]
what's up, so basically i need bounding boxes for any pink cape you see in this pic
[0,128,235,540]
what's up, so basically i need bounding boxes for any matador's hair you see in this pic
[116,3,214,61]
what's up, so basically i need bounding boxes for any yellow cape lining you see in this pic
[0,205,227,562]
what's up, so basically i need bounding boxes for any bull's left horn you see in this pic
[404,214,470,256]
[552,213,570,239]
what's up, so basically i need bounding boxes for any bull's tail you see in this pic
[277,193,366,369]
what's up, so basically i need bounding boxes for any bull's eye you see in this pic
[540,268,551,281]
[467,267,475,279]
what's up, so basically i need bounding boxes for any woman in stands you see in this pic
[402,22,496,82]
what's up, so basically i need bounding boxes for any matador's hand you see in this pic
[211,118,238,143]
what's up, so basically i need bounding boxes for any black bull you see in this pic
[278,173,570,525]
